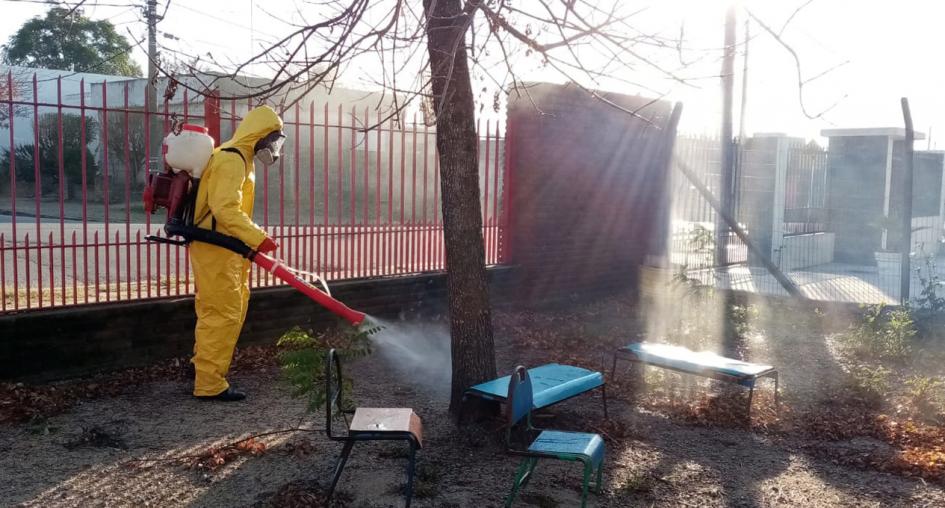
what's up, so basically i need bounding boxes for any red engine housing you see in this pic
[143,169,193,221]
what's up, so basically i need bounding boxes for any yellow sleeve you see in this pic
[206,154,268,249]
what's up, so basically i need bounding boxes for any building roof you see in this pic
[820,127,926,140]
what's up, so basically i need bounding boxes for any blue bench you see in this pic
[463,363,608,419]
[612,342,778,418]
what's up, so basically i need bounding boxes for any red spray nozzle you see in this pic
[251,252,366,327]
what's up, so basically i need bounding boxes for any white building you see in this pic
[0,65,135,147]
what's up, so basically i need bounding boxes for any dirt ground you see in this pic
[3,296,945,507]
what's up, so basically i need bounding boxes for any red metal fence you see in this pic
[0,72,509,313]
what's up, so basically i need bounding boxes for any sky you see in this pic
[1,0,943,145]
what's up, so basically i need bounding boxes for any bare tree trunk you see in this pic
[423,0,497,414]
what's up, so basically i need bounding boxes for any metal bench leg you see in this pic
[611,353,621,380]
[328,440,355,499]
[746,384,755,426]
[773,373,780,416]
[404,442,417,508]
[601,384,609,420]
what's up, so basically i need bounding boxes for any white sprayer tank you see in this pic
[163,124,214,178]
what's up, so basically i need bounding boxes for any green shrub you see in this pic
[845,364,891,407]
[906,375,944,415]
[885,308,916,357]
[912,249,945,312]
[840,304,913,360]
[276,323,372,411]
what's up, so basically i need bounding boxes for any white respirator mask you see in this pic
[254,131,285,166]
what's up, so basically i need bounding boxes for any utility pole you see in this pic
[717,5,737,267]
[146,0,160,174]
[738,17,749,143]
[719,4,738,354]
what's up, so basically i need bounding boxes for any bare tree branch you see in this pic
[746,8,847,120]
[779,0,816,36]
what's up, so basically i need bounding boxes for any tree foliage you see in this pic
[105,110,147,184]
[1,7,142,77]
[0,73,30,128]
[0,113,98,197]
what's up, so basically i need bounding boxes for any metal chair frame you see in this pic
[504,366,604,508]
[325,349,422,507]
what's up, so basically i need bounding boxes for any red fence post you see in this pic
[204,89,221,147]
[6,72,18,310]
[32,74,42,308]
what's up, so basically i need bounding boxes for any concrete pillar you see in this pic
[770,135,789,263]
[740,133,800,268]
[821,128,927,264]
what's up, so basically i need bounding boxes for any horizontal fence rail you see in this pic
[0,72,509,313]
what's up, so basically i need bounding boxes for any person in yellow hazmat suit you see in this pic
[190,105,285,401]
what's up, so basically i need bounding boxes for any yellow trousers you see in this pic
[190,241,251,396]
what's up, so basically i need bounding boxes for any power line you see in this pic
[173,2,280,40]
[113,16,141,26]
[0,0,140,7]
[103,5,135,20]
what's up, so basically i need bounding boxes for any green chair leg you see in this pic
[581,461,592,508]
[595,463,604,493]
[506,458,531,507]
[521,458,538,488]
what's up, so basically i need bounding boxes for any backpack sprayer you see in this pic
[143,124,368,328]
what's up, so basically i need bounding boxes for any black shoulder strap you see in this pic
[196,147,248,231]
[220,146,247,164]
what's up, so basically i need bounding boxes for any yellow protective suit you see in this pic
[190,106,283,396]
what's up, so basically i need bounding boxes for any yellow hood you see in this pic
[218,105,283,161]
